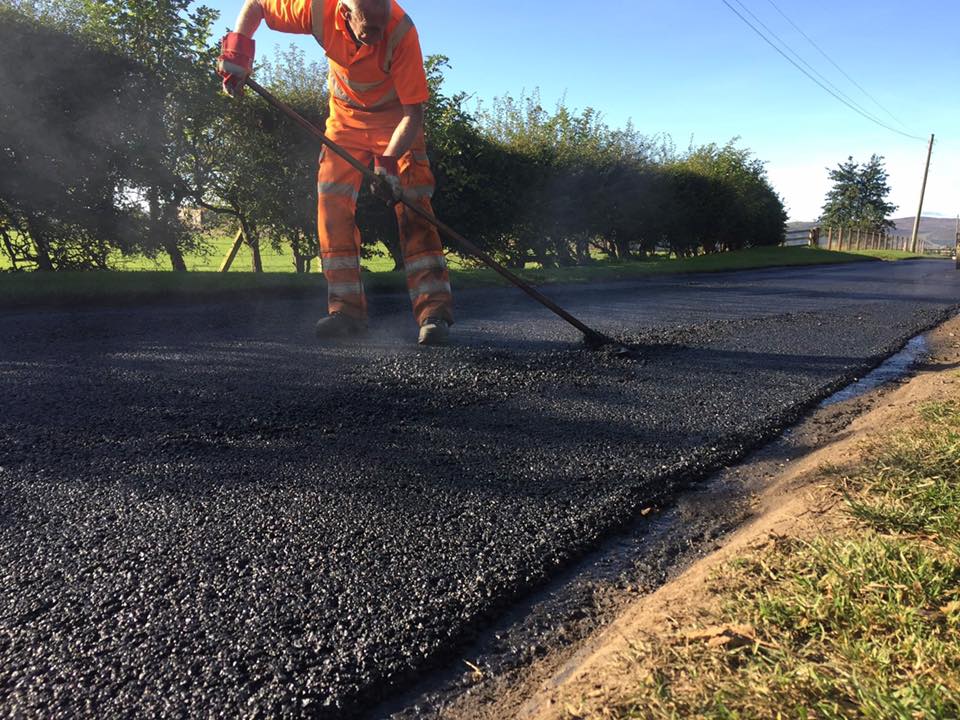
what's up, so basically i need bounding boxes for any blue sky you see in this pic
[211,0,959,221]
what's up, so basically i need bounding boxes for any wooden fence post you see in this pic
[219,227,245,272]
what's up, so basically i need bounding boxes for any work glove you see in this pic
[371,155,403,205]
[217,32,255,97]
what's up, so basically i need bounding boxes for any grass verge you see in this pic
[846,249,929,261]
[0,246,884,311]
[585,400,960,719]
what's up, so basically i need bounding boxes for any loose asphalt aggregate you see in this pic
[1,259,958,718]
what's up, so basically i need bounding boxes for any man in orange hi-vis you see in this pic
[217,0,453,345]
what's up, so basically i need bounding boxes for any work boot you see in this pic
[315,312,367,339]
[418,316,450,346]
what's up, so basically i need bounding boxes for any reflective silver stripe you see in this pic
[322,255,361,271]
[411,151,430,163]
[367,86,398,109]
[408,280,451,300]
[332,69,386,93]
[382,14,413,72]
[317,182,359,200]
[311,0,326,47]
[328,281,364,296]
[332,72,397,111]
[404,255,447,274]
[331,79,366,109]
[405,185,434,199]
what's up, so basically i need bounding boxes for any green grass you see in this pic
[106,231,401,273]
[846,249,928,261]
[845,400,960,540]
[114,237,883,276]
[596,398,960,720]
[0,245,885,310]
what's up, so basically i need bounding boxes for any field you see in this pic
[110,231,402,274]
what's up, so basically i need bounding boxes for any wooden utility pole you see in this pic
[955,215,959,270]
[910,133,935,253]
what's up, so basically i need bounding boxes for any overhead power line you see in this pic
[721,0,926,141]
[730,0,891,129]
[763,0,913,133]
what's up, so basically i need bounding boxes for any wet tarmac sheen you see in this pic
[1,260,958,717]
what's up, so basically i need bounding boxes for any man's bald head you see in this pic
[340,0,390,45]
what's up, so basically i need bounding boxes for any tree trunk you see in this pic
[0,226,19,271]
[290,232,311,273]
[22,216,54,271]
[32,235,54,271]
[384,236,404,271]
[532,239,556,269]
[238,216,263,272]
[165,241,187,272]
[293,247,311,273]
[575,236,592,265]
[614,236,632,261]
[554,238,576,267]
[162,198,188,271]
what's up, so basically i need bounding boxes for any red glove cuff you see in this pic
[222,31,255,58]
[374,155,399,176]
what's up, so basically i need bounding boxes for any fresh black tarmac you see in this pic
[1,260,957,718]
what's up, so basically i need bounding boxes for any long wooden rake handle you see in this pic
[243,77,615,348]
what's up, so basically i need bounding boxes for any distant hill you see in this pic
[889,217,956,248]
[787,217,957,248]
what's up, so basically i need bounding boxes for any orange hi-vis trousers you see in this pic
[317,127,453,326]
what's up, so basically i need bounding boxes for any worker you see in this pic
[217,0,453,345]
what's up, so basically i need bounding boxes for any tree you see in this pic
[820,154,897,232]
[0,6,160,270]
[475,91,658,267]
[81,0,221,271]
[239,47,329,272]
[672,141,786,252]
[419,56,530,270]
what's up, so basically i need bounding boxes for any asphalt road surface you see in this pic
[1,259,958,718]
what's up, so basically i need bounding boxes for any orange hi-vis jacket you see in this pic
[260,0,452,327]
[261,0,430,131]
